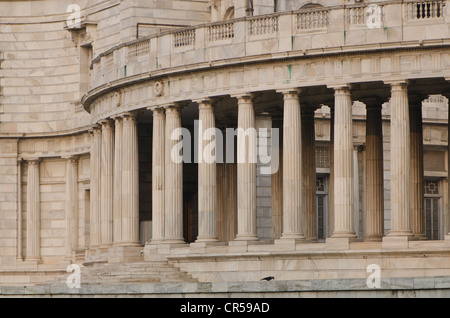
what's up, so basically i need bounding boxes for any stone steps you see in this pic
[65,261,198,286]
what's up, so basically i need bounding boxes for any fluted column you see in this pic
[364,103,384,241]
[271,120,283,240]
[121,113,140,246]
[196,99,219,243]
[332,86,356,238]
[151,108,166,243]
[100,119,114,247]
[164,106,185,244]
[235,94,259,241]
[113,117,123,244]
[302,108,317,240]
[90,125,102,248]
[26,159,41,261]
[388,81,413,237]
[65,156,79,260]
[279,89,306,240]
[410,101,425,240]
[329,107,335,237]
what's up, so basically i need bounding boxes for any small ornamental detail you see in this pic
[114,90,122,107]
[154,80,165,97]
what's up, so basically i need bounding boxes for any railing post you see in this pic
[278,12,294,52]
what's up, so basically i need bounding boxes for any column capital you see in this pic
[26,158,41,165]
[62,155,80,163]
[193,97,215,105]
[327,84,352,91]
[359,97,385,111]
[121,112,139,122]
[385,80,409,90]
[232,93,256,103]
[277,88,302,95]
[89,124,102,132]
[99,119,114,127]
[151,107,166,117]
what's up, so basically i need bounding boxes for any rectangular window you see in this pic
[316,175,328,240]
[424,179,441,240]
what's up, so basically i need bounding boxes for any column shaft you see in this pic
[329,108,335,237]
[113,117,123,244]
[302,109,317,240]
[121,113,140,245]
[235,94,259,241]
[410,103,425,239]
[281,90,305,240]
[365,105,384,241]
[164,106,185,243]
[90,126,102,248]
[26,159,41,261]
[65,157,79,259]
[100,120,114,246]
[389,82,413,237]
[332,86,356,238]
[152,108,165,243]
[197,100,219,242]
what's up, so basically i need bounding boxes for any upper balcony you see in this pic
[84,0,450,109]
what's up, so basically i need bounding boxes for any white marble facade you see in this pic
[2,0,450,285]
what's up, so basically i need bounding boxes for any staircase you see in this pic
[48,261,197,287]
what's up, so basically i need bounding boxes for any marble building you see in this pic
[2,0,450,296]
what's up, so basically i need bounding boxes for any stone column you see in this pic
[65,156,79,260]
[332,86,356,239]
[234,94,259,241]
[196,99,219,243]
[90,125,102,248]
[100,119,114,247]
[302,107,317,240]
[151,108,166,243]
[121,113,140,246]
[364,103,384,241]
[387,81,413,238]
[113,117,123,244]
[280,89,306,240]
[26,159,41,261]
[329,107,335,237]
[271,120,283,240]
[410,100,425,240]
[164,106,185,244]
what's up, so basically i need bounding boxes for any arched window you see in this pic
[224,7,235,20]
[299,3,325,10]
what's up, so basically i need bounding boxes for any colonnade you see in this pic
[19,80,436,261]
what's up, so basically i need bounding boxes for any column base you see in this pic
[331,231,357,239]
[280,233,306,240]
[274,238,309,251]
[364,235,384,242]
[190,241,227,254]
[382,235,417,249]
[234,234,260,242]
[143,241,188,261]
[115,241,143,248]
[414,234,427,241]
[21,258,42,268]
[195,237,220,244]
[229,239,265,253]
[326,237,360,250]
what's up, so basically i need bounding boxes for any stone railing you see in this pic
[249,15,279,35]
[87,1,450,95]
[208,21,235,42]
[406,0,446,20]
[173,29,196,48]
[297,8,329,30]
[128,39,151,59]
